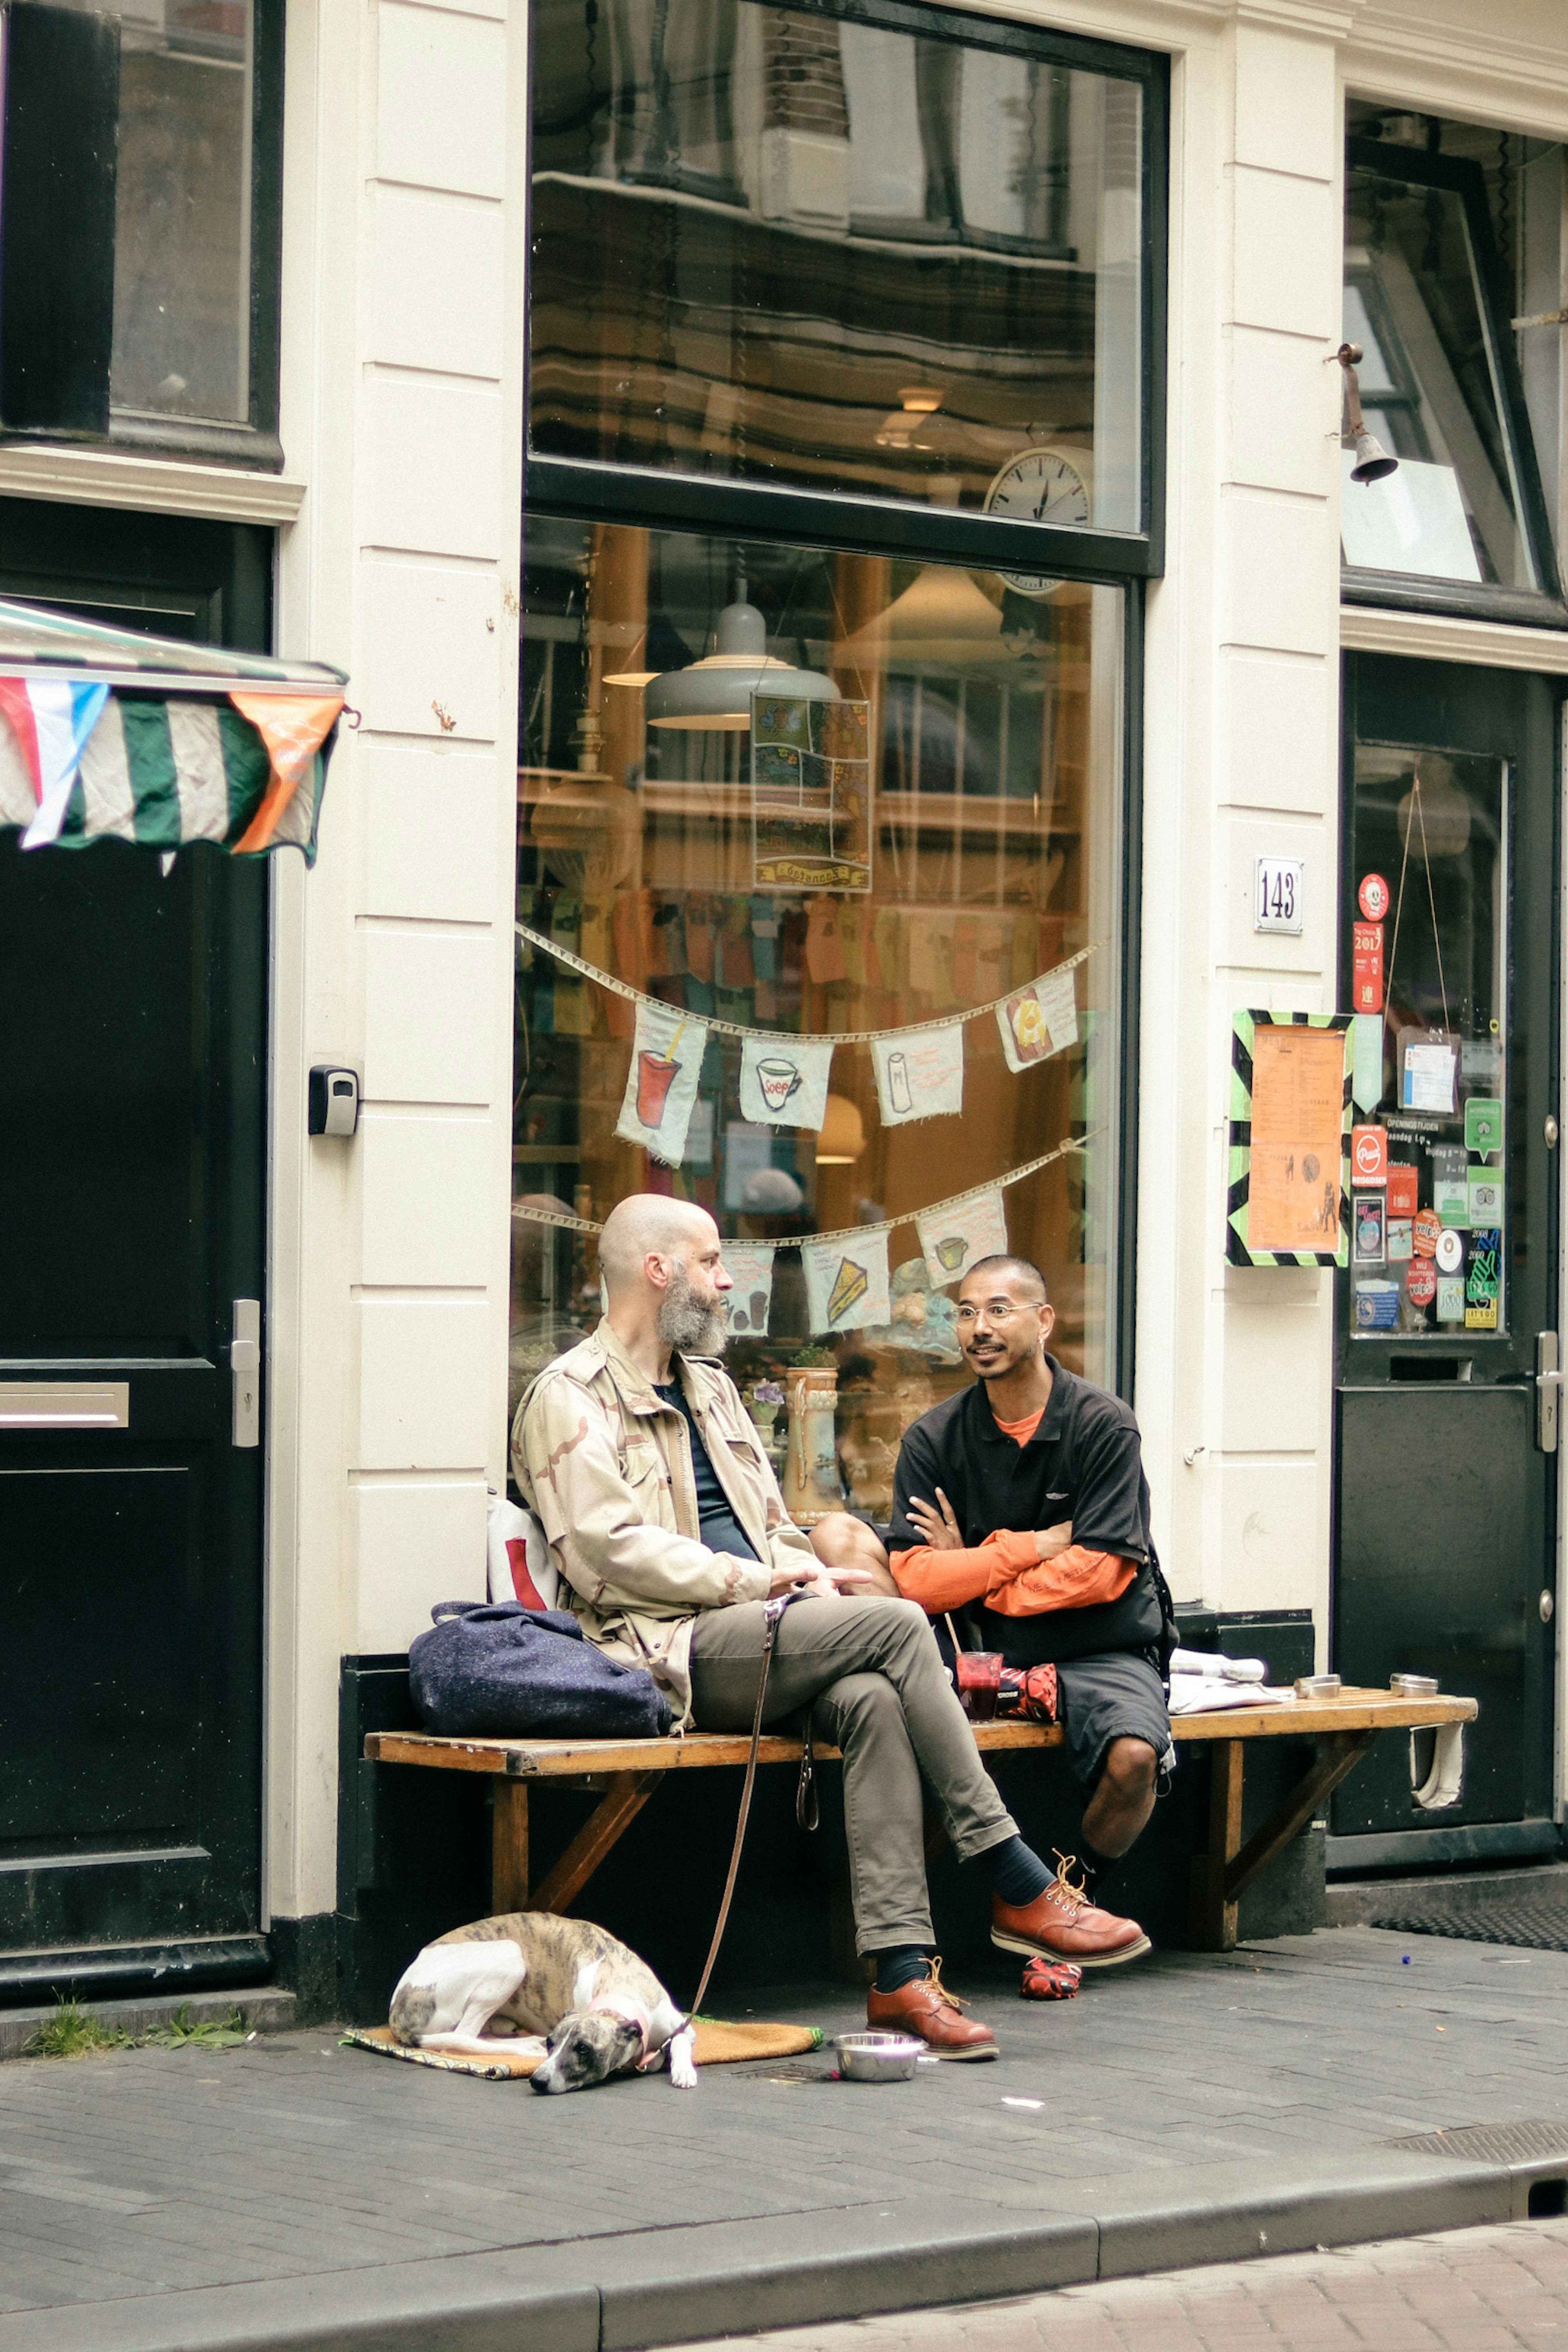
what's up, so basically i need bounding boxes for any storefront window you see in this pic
[1341,131,1556,598]
[1346,743,1509,1339]
[512,519,1126,1518]
[528,0,1149,531]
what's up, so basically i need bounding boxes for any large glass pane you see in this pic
[528,0,1145,530]
[1343,156,1535,588]
[512,520,1125,1521]
[111,0,254,423]
[1347,742,1510,1340]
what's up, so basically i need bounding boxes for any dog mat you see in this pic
[343,2020,823,2081]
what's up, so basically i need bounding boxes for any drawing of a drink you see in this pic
[886,1050,912,1114]
[756,1056,802,1114]
[637,1016,686,1129]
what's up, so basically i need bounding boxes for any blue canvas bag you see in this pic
[408,1600,673,1739]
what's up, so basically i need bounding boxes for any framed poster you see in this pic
[1226,1010,1352,1267]
[751,693,872,893]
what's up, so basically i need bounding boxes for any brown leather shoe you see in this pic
[866,1958,998,2060]
[992,1853,1151,1968]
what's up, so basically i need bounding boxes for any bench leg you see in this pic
[492,1778,530,1911]
[1192,1739,1245,1952]
[1223,1731,1376,1909]
[528,1771,662,1916]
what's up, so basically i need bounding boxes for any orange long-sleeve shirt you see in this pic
[890,1534,1137,1617]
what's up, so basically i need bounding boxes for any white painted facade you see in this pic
[25,0,1561,1927]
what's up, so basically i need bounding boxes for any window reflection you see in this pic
[513,519,1125,1521]
[528,0,1145,528]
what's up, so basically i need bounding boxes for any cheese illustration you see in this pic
[826,1255,869,1324]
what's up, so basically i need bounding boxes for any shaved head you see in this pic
[599,1194,717,1295]
[963,1254,1049,1304]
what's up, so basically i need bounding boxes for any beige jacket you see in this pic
[510,1318,817,1726]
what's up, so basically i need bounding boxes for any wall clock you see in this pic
[982,447,1091,597]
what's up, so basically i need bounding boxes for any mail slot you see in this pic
[0,1381,129,1428]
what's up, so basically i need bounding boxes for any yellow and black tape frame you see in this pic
[1225,1009,1353,1270]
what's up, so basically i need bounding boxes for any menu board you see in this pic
[1226,1011,1351,1267]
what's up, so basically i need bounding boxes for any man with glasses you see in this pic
[887,1255,1175,1969]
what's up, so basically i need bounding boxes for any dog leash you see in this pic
[690,1589,804,2019]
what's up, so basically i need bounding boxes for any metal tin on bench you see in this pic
[1293,1673,1342,1698]
[1390,1673,1439,1696]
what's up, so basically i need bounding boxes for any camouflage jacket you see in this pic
[510,1317,817,1727]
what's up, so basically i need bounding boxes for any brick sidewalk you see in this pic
[668,2219,1568,2351]
[3,1928,1568,2350]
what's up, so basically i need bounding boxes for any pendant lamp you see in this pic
[815,1093,866,1165]
[644,596,838,732]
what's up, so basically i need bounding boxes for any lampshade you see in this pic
[645,599,838,732]
[833,564,1004,670]
[816,1093,866,1165]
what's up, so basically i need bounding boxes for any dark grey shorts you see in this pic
[1057,1651,1175,1797]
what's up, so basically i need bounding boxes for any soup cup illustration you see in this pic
[756,1056,803,1113]
[934,1235,969,1274]
[636,1050,680,1128]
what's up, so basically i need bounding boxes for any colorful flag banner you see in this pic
[802,1229,891,1336]
[996,965,1079,1073]
[737,1033,834,1130]
[721,1244,777,1338]
[917,1186,1008,1292]
[0,677,111,848]
[227,693,344,854]
[614,998,710,1167]
[872,1024,963,1126]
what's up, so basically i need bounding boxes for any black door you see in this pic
[0,501,270,1996]
[1333,653,1559,1858]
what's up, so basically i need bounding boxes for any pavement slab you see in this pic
[1,1929,1567,2351]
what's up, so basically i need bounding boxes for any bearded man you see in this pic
[513,1194,1077,2057]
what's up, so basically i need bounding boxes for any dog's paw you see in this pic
[668,2025,697,2089]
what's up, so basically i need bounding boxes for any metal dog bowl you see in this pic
[834,2032,924,2082]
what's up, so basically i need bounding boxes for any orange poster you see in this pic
[1247,1025,1345,1254]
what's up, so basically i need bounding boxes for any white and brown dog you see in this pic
[389,1912,697,2093]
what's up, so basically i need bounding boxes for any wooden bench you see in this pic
[365,1687,1477,1955]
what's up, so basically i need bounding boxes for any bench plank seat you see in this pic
[365,1688,1476,1955]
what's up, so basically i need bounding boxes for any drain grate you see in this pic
[1370,1879,1568,1952]
[1385,2119,1568,2163]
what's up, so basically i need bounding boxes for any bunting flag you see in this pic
[0,677,110,848]
[802,1229,891,1336]
[614,999,710,1167]
[872,1024,964,1126]
[916,1187,1008,1291]
[0,689,340,862]
[738,1034,834,1131]
[996,966,1080,1073]
[227,694,345,855]
[722,1245,777,1337]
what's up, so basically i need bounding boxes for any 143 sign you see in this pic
[1254,856,1304,935]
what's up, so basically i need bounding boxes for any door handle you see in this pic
[1537,1332,1560,1454]
[232,1299,261,1449]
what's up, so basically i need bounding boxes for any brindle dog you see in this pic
[389,1911,696,2092]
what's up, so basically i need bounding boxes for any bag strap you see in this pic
[689,1590,799,2018]
[795,1708,819,1833]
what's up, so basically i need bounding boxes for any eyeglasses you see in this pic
[955,1301,1028,1328]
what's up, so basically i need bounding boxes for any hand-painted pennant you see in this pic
[0,677,110,849]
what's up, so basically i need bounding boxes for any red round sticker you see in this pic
[1412,1208,1441,1258]
[1359,873,1391,922]
[1406,1260,1437,1308]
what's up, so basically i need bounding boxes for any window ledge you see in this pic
[0,441,305,526]
[1341,601,1568,677]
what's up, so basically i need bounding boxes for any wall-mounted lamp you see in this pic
[1335,343,1399,484]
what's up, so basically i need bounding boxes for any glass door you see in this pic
[1334,654,1559,1853]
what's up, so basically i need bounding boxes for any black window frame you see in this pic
[0,0,286,472]
[524,0,1169,585]
[1341,135,1565,630]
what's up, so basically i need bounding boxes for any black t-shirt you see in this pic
[654,1377,760,1563]
[889,1356,1162,1666]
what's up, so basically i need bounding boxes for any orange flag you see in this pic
[228,693,344,853]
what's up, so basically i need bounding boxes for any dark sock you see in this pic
[984,1835,1051,1908]
[1076,1841,1118,1899]
[873,1946,929,1996]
